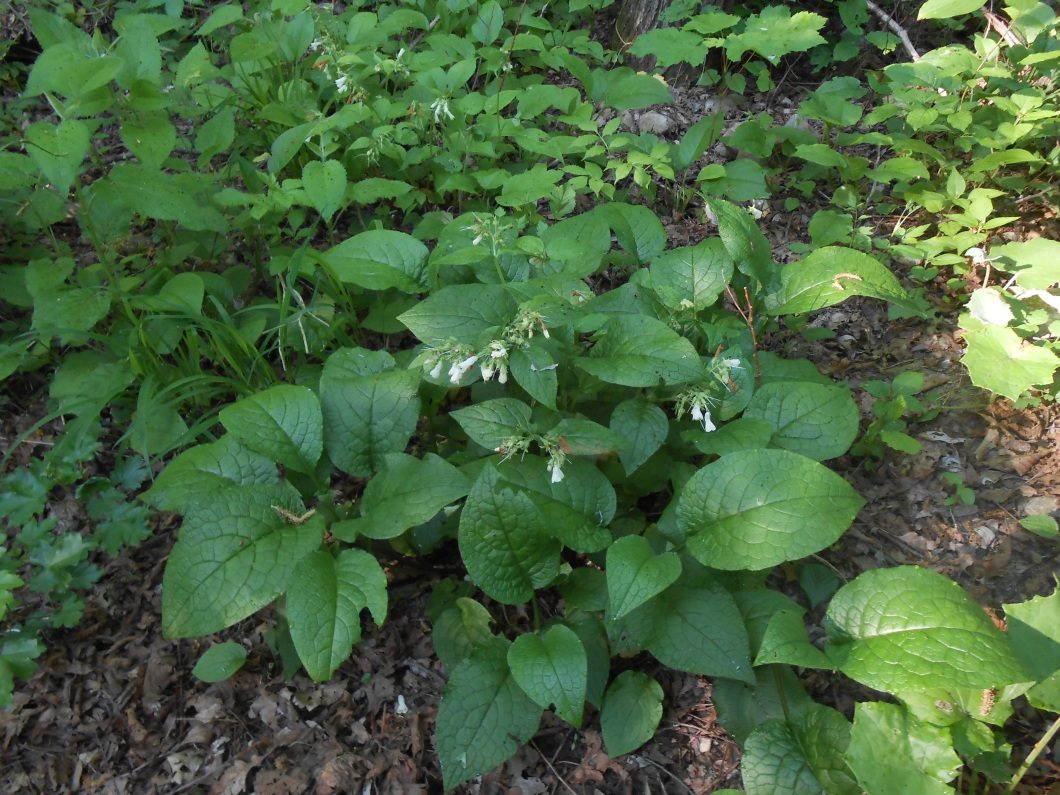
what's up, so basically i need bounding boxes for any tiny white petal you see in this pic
[395,695,408,715]
[429,361,443,379]
[725,358,741,369]
[550,463,564,483]
[690,404,704,422]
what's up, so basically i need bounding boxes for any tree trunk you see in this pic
[615,0,698,86]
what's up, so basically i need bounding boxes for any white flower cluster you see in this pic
[480,341,509,384]
[430,97,455,123]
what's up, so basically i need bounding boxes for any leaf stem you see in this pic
[1006,713,1060,794]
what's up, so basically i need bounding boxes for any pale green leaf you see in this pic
[770,246,911,314]
[990,238,1060,291]
[648,238,733,313]
[743,381,859,461]
[918,0,984,19]
[145,435,278,512]
[847,703,960,794]
[725,7,827,61]
[508,625,587,726]
[679,449,865,570]
[302,160,346,221]
[610,399,669,475]
[398,284,517,345]
[319,230,428,293]
[1005,588,1060,712]
[753,608,832,668]
[826,566,1034,691]
[437,637,542,791]
[219,385,323,475]
[25,119,89,195]
[961,325,1060,400]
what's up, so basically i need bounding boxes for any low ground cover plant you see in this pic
[1,0,1058,792]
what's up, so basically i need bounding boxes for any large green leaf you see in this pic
[606,535,681,621]
[492,457,614,553]
[287,549,387,681]
[432,597,495,671]
[754,609,832,669]
[743,381,859,461]
[354,453,471,540]
[621,578,753,682]
[600,671,663,756]
[458,465,561,604]
[320,367,420,478]
[302,160,346,222]
[847,703,960,794]
[707,197,774,287]
[162,485,323,637]
[742,706,858,795]
[437,637,542,791]
[145,435,278,512]
[990,238,1060,291]
[1005,587,1060,712]
[508,625,587,727]
[678,449,865,570]
[25,119,89,195]
[596,202,667,263]
[398,284,516,345]
[451,398,533,451]
[578,315,702,387]
[318,230,429,293]
[961,325,1060,400]
[918,0,984,20]
[770,246,911,315]
[826,567,1034,692]
[648,238,734,312]
[610,399,669,475]
[105,163,228,231]
[725,7,827,60]
[219,385,323,475]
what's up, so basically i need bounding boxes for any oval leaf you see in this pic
[744,381,859,461]
[508,625,587,727]
[600,671,663,756]
[606,535,681,621]
[192,642,247,683]
[219,385,323,475]
[679,449,865,570]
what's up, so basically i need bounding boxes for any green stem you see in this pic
[771,665,792,724]
[1006,713,1060,794]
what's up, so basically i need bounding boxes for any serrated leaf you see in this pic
[162,485,323,637]
[398,284,517,345]
[743,706,858,795]
[771,246,911,314]
[600,671,663,756]
[743,381,859,461]
[508,625,587,726]
[219,385,323,475]
[302,160,346,221]
[458,465,561,604]
[579,315,702,387]
[679,449,865,570]
[606,535,681,621]
[628,27,710,68]
[358,453,471,539]
[433,597,495,671]
[451,398,533,451]
[192,642,247,683]
[145,435,278,512]
[847,703,960,794]
[961,325,1060,400]
[622,578,753,681]
[287,549,387,681]
[649,238,734,313]
[437,637,542,791]
[610,399,669,475]
[826,566,1033,692]
[319,230,428,293]
[320,367,420,478]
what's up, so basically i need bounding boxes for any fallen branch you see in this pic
[866,0,921,62]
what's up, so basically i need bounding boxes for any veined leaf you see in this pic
[679,449,864,570]
[606,535,681,621]
[578,315,702,387]
[219,385,323,476]
[356,453,471,540]
[648,238,734,313]
[743,706,858,795]
[145,435,278,512]
[961,324,1060,400]
[319,230,428,293]
[847,703,960,793]
[508,625,587,727]
[437,637,542,791]
[743,381,859,461]
[398,284,517,345]
[610,399,669,475]
[432,597,495,671]
[162,485,323,637]
[826,566,1034,691]
[770,246,911,314]
[287,549,387,681]
[600,671,663,756]
[452,398,533,451]
[192,642,247,683]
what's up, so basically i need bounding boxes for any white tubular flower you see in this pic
[449,355,479,384]
[309,39,322,52]
[547,458,565,483]
[700,406,716,433]
[480,363,495,381]
[431,98,454,123]
[490,343,507,359]
[690,404,704,423]
[725,358,742,369]
[498,364,508,384]
[429,360,444,380]
[335,74,351,94]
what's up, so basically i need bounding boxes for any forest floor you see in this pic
[2,17,1060,795]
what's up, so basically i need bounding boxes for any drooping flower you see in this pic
[335,74,351,94]
[547,457,565,483]
[690,401,716,432]
[429,360,444,380]
[449,355,479,384]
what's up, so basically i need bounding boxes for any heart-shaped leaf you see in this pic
[302,159,347,221]
[606,535,681,621]
[508,625,587,726]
